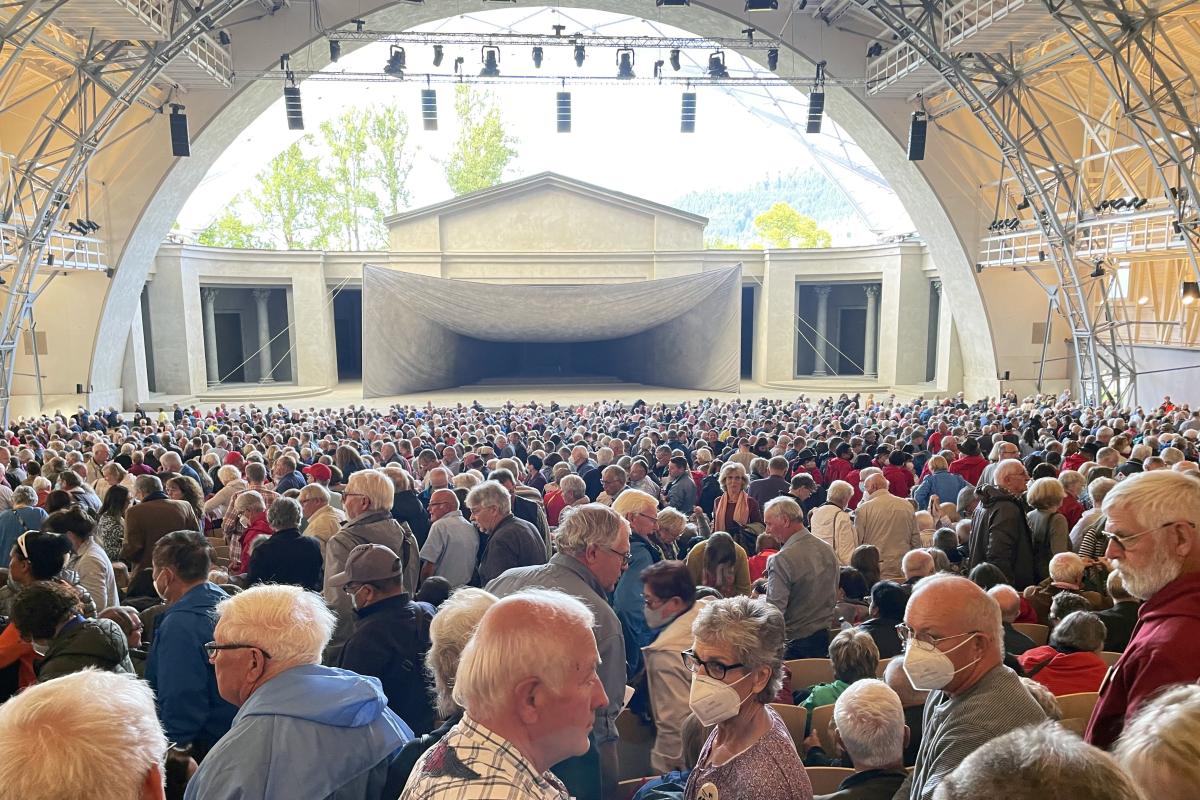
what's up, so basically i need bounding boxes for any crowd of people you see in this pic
[0,389,1196,799]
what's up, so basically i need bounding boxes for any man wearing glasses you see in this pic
[1085,471,1200,750]
[418,489,478,589]
[967,459,1037,589]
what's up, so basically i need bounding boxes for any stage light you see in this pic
[1183,281,1200,305]
[669,49,681,71]
[67,221,87,235]
[556,91,571,133]
[745,0,779,9]
[707,51,729,78]
[1111,198,1127,210]
[433,45,443,67]
[1133,197,1149,210]
[767,48,778,71]
[681,92,697,133]
[908,111,927,161]
[479,46,500,77]
[352,18,365,32]
[218,30,231,46]
[384,46,406,78]
[1138,295,1149,305]
[329,39,341,63]
[1016,196,1030,210]
[283,77,303,131]
[421,88,437,131]
[654,59,664,78]
[867,42,883,58]
[1091,260,1106,278]
[532,46,543,67]
[574,43,586,67]
[616,48,635,79]
[169,104,190,158]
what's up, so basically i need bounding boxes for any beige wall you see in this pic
[976,267,1071,396]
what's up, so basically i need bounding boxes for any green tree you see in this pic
[444,85,518,195]
[752,202,833,249]
[704,236,741,250]
[196,198,270,248]
[366,104,415,217]
[320,111,380,250]
[247,139,333,249]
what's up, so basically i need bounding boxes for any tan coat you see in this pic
[121,497,200,575]
[303,503,345,558]
[853,489,921,581]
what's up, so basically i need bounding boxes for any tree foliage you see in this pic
[247,139,331,250]
[752,202,833,249]
[320,112,379,250]
[196,198,270,249]
[444,85,518,195]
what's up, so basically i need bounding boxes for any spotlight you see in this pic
[421,88,437,131]
[669,49,681,71]
[384,46,406,78]
[479,46,500,77]
[556,91,571,133]
[1183,281,1200,305]
[328,39,341,63]
[169,104,190,158]
[745,0,779,9]
[532,46,543,68]
[681,92,697,133]
[707,51,729,79]
[1133,197,1149,210]
[453,56,464,74]
[654,59,664,78]
[1008,219,1020,230]
[574,43,586,67]
[616,48,635,79]
[279,53,290,71]
[1039,250,1047,262]
[767,47,779,71]
[433,44,444,67]
[85,220,100,233]
[1169,187,1180,201]
[1111,198,1127,210]
[867,42,883,58]
[1016,196,1030,210]
[1100,199,1113,210]
[67,221,86,235]
[217,30,231,46]
[908,110,927,161]
[352,18,365,32]
[1091,260,1106,278]
[283,77,303,131]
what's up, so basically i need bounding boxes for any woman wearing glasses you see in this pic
[682,595,812,800]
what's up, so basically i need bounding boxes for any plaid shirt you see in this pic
[401,715,570,800]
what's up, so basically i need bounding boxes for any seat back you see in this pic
[806,767,855,795]
[785,658,835,690]
[768,703,809,753]
[812,703,837,752]
[876,656,893,677]
[1013,622,1049,646]
[1100,651,1121,666]
[1057,691,1099,722]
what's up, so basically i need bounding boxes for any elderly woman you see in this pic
[685,531,752,598]
[655,507,688,560]
[1017,610,1109,695]
[642,560,712,774]
[203,464,248,518]
[246,497,322,591]
[1072,476,1116,559]
[166,476,205,530]
[712,462,762,548]
[93,461,133,504]
[684,595,812,800]
[809,479,857,565]
[1057,470,1086,529]
[1115,683,1200,799]
[0,485,47,567]
[798,628,880,727]
[551,474,589,527]
[391,587,498,787]
[913,455,970,511]
[230,490,272,575]
[1026,476,1070,582]
[612,489,667,671]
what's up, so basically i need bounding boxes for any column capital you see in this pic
[864,284,880,298]
[201,287,219,304]
[814,285,833,298]
[252,287,273,303]
[932,280,942,295]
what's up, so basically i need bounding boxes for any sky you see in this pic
[176,7,911,241]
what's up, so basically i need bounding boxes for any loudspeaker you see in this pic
[169,110,190,157]
[681,92,696,133]
[806,91,824,134]
[556,92,572,133]
[421,89,438,131]
[283,86,304,131]
[76,383,83,394]
[908,112,927,161]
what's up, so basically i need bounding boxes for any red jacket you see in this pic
[883,465,915,499]
[1060,494,1084,529]
[949,455,989,486]
[1061,453,1088,474]
[748,548,777,582]
[1018,645,1108,696]
[1086,572,1200,749]
[236,513,274,574]
[824,457,853,486]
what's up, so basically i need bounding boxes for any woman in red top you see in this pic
[882,451,916,498]
[1017,610,1109,696]
[1058,470,1086,529]
[747,533,779,582]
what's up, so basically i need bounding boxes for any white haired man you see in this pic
[0,670,168,800]
[298,482,345,558]
[898,574,1045,800]
[468,480,546,586]
[817,679,909,798]
[987,584,1036,657]
[419,488,479,589]
[1023,551,1103,626]
[1085,471,1200,749]
[486,505,629,800]
[402,589,607,800]
[854,473,921,581]
[185,585,412,800]
[763,496,839,658]
[967,459,1036,589]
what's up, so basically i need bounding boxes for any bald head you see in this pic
[903,549,935,581]
[905,575,1003,695]
[428,488,459,522]
[995,459,1029,495]
[987,584,1021,624]
[884,656,927,708]
[864,473,888,494]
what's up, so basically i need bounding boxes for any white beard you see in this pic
[1114,549,1183,600]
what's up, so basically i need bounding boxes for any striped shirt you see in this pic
[899,664,1046,800]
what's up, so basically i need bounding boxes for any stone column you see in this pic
[864,284,880,377]
[201,288,220,386]
[813,285,832,376]
[253,288,275,384]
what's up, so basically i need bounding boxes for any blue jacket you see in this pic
[274,470,306,494]
[184,665,412,800]
[147,583,236,747]
[914,470,971,510]
[0,507,48,568]
[613,533,663,677]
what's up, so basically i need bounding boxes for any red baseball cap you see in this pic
[302,463,332,482]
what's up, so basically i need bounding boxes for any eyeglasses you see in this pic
[895,624,978,651]
[603,546,633,565]
[681,649,745,680]
[636,512,659,526]
[203,642,271,660]
[1102,520,1193,552]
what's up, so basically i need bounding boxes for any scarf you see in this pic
[714,490,749,529]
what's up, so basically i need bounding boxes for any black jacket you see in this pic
[477,515,547,585]
[1097,600,1141,652]
[857,616,903,659]
[969,486,1036,589]
[816,769,907,800]
[337,594,435,735]
[391,491,431,548]
[246,528,323,591]
[1003,622,1037,657]
[512,494,550,558]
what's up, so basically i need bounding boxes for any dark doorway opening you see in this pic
[741,286,755,378]
[214,312,246,383]
[468,340,619,384]
[334,289,362,379]
[837,307,867,376]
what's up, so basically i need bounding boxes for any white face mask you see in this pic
[902,634,980,692]
[644,601,679,631]
[688,670,754,727]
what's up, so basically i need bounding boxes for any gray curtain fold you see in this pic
[362,264,742,397]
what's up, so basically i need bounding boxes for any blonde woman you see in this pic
[712,462,762,545]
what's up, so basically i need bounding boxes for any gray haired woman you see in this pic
[683,596,812,800]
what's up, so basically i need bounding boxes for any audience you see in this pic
[122,474,199,575]
[799,628,880,729]
[245,496,323,590]
[1024,551,1103,626]
[418,488,478,589]
[1095,570,1140,652]
[882,658,926,767]
[763,496,840,658]
[45,506,119,611]
[1017,610,1109,695]
[968,460,1036,589]
[467,479,546,586]
[854,473,921,581]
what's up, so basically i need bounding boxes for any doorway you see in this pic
[837,307,867,376]
[214,312,246,383]
[333,289,362,379]
[741,286,755,378]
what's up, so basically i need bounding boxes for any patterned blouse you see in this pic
[684,706,813,800]
[97,513,125,563]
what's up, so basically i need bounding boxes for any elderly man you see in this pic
[58,470,101,513]
[627,458,660,500]
[597,464,628,507]
[246,497,323,591]
[662,456,697,514]
[987,584,1036,658]
[854,472,921,581]
[489,468,551,558]
[749,455,791,507]
[468,480,547,586]
[1023,552,1103,626]
[272,455,306,494]
[1085,470,1200,749]
[898,575,1045,800]
[817,679,909,799]
[330,544,435,736]
[763,496,839,658]
[302,462,343,510]
[148,530,236,759]
[610,489,664,674]
[486,505,628,800]
[902,549,936,587]
[883,658,927,767]
[83,442,111,485]
[185,585,411,800]
[967,459,1036,589]
[298,483,344,557]
[403,588,607,799]
[0,670,168,799]
[122,474,199,576]
[1095,570,1140,652]
[419,488,479,589]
